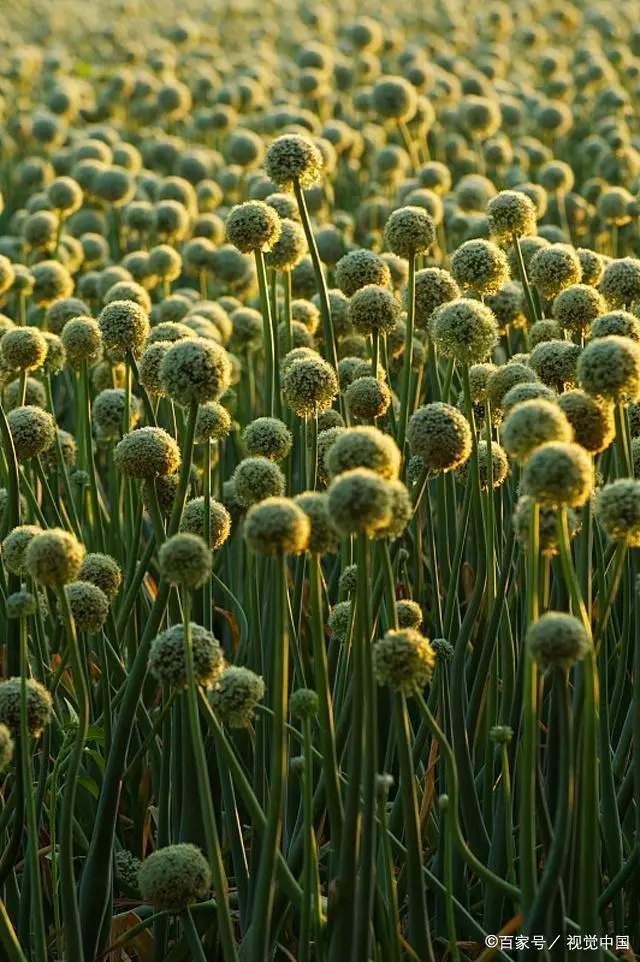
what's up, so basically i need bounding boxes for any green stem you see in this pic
[293,179,339,375]
[57,586,90,962]
[398,254,416,458]
[413,689,519,901]
[512,236,539,325]
[439,795,460,962]
[309,553,343,849]
[168,400,199,536]
[0,900,27,962]
[520,497,539,914]
[255,249,275,416]
[19,619,47,962]
[525,669,573,936]
[181,590,238,962]
[556,507,600,952]
[244,551,289,959]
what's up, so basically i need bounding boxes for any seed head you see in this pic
[138,844,211,911]
[243,417,292,462]
[61,316,102,367]
[413,268,460,329]
[0,678,53,737]
[455,440,509,489]
[226,201,281,254]
[596,480,640,546]
[161,338,232,406]
[552,285,606,336]
[210,666,265,728]
[290,687,319,719]
[576,248,604,287]
[2,525,42,575]
[407,403,472,473]
[486,190,537,241]
[31,261,73,307]
[244,496,310,555]
[529,340,581,392]
[521,441,593,508]
[396,600,423,629]
[327,468,393,536]
[115,427,181,479]
[557,390,614,453]
[326,426,400,481]
[527,612,590,672]
[93,388,141,442]
[529,319,563,346]
[194,402,232,443]
[149,245,182,282]
[328,601,353,641]
[181,497,231,550]
[450,240,510,296]
[373,628,436,693]
[264,218,307,270]
[590,311,640,342]
[25,528,85,587]
[283,355,339,417]
[501,399,573,463]
[348,285,401,335]
[149,623,224,688]
[430,298,498,365]
[345,376,392,420]
[383,206,436,259]
[65,581,110,633]
[1,327,47,372]
[7,406,55,462]
[577,335,640,404]
[78,553,122,597]
[335,249,391,296]
[599,258,640,308]
[264,134,323,190]
[372,76,418,121]
[232,457,285,507]
[529,245,582,299]
[375,479,412,540]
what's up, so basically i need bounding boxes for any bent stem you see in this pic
[413,689,520,903]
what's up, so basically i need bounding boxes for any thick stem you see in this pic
[398,255,416,458]
[254,249,275,416]
[57,586,90,962]
[244,552,289,959]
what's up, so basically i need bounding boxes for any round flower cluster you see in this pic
[526,613,590,672]
[407,403,472,473]
[244,496,310,555]
[430,298,498,365]
[138,844,211,911]
[149,623,224,688]
[209,666,265,728]
[0,678,53,737]
[373,628,436,693]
